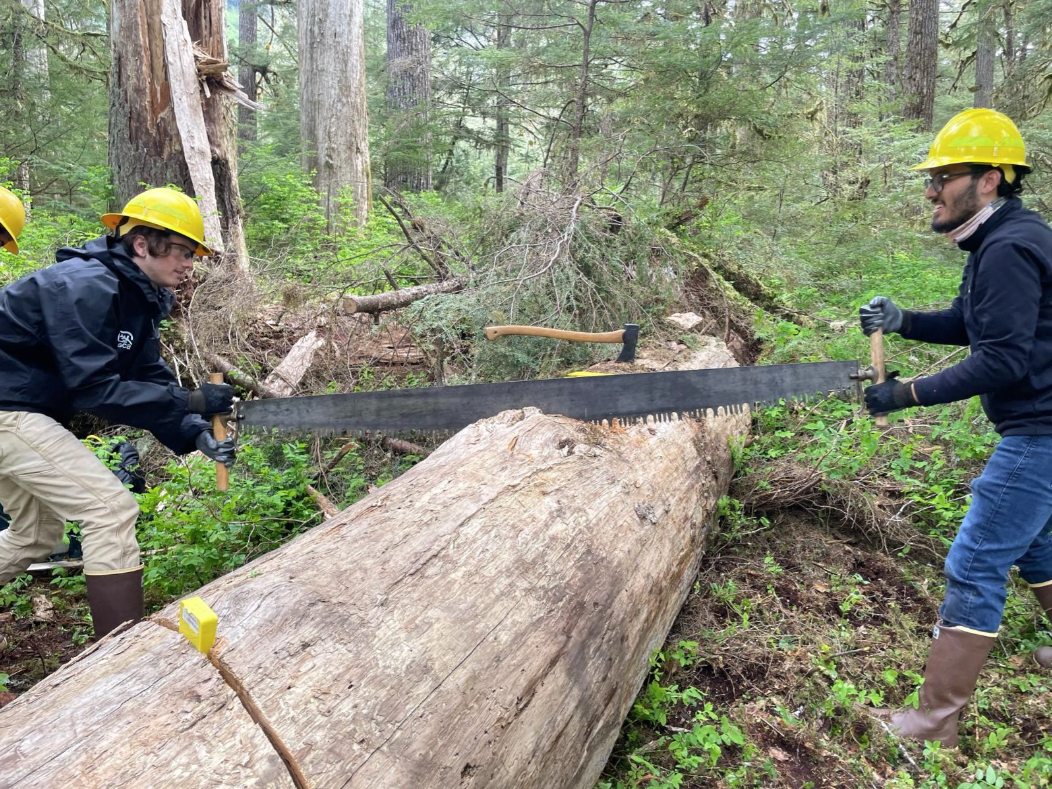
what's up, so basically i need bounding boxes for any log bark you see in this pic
[262,330,329,397]
[341,277,466,315]
[0,342,748,789]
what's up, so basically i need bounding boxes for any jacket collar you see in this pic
[958,197,1021,253]
[57,235,174,317]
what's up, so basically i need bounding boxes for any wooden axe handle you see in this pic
[484,325,625,343]
[209,372,229,491]
[870,330,889,428]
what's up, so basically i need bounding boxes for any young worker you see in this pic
[0,187,236,638]
[860,108,1052,747]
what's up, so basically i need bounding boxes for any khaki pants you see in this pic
[0,411,140,585]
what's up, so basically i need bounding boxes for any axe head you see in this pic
[615,324,639,363]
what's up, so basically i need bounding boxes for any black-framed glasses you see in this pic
[924,170,978,194]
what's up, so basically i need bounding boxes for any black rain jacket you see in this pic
[0,235,208,453]
[902,197,1052,435]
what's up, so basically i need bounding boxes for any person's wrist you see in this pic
[188,389,205,413]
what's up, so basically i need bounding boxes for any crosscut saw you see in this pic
[236,321,861,433]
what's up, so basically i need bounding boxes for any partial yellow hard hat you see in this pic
[101,187,213,256]
[0,185,26,255]
[912,108,1030,179]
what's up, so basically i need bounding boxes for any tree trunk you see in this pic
[902,0,938,129]
[0,345,749,789]
[109,0,249,267]
[299,0,371,229]
[494,16,511,194]
[883,0,901,112]
[184,0,250,267]
[973,3,995,108]
[12,0,49,194]
[385,0,431,192]
[109,0,193,205]
[1003,1,1015,74]
[565,0,598,189]
[238,0,259,142]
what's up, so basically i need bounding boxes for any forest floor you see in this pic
[597,510,1052,789]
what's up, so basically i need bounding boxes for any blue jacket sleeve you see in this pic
[41,276,205,454]
[912,240,1042,406]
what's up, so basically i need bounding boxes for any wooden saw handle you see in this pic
[870,329,888,428]
[209,372,229,491]
[484,325,625,343]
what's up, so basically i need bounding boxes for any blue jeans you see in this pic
[940,435,1052,634]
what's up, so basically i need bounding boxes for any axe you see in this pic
[484,323,639,363]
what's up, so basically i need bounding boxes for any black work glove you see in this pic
[195,430,236,467]
[859,296,904,336]
[864,372,917,416]
[187,383,235,416]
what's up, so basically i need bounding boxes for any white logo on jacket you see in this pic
[117,331,134,350]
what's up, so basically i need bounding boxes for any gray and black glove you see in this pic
[187,382,235,416]
[859,296,903,336]
[864,372,917,416]
[195,430,236,467]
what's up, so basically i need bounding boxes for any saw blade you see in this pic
[235,361,859,434]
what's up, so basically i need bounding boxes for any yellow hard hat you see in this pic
[101,187,213,256]
[912,109,1030,179]
[0,185,26,255]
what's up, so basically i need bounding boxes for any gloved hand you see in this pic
[195,430,236,467]
[859,296,904,336]
[864,372,917,416]
[187,383,235,416]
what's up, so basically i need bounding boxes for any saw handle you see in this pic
[870,329,889,428]
[484,325,626,343]
[210,373,230,491]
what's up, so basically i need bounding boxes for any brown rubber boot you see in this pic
[875,625,995,748]
[85,566,144,639]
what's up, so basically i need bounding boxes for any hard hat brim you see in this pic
[2,238,18,255]
[911,154,1032,171]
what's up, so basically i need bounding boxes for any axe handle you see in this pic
[870,330,888,428]
[484,325,625,343]
[210,373,230,491]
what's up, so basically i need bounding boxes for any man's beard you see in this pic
[931,181,981,233]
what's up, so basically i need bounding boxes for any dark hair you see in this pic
[968,164,1027,197]
[118,224,179,257]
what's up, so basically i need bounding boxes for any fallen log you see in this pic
[341,277,466,315]
[0,340,748,789]
[263,330,328,397]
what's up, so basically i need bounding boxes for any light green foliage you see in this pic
[135,440,342,601]
[0,575,33,619]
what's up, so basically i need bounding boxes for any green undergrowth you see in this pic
[599,216,1052,787]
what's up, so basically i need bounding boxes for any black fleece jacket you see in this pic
[0,236,208,453]
[901,197,1052,435]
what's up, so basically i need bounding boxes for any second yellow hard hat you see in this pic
[0,185,26,255]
